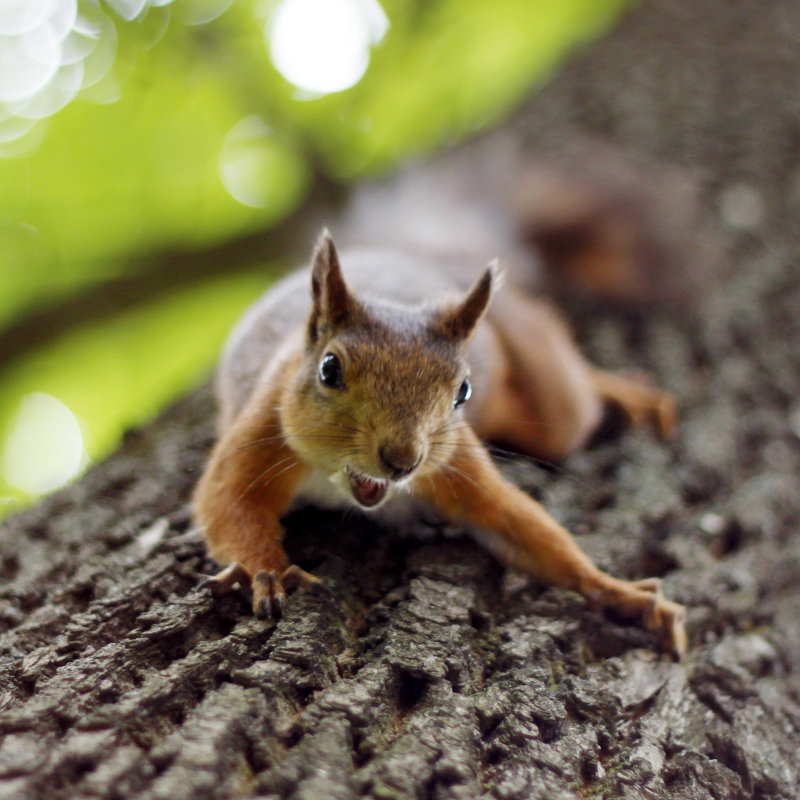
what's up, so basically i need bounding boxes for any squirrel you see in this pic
[193,139,703,658]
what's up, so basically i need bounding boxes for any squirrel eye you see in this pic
[319,352,344,389]
[454,377,472,408]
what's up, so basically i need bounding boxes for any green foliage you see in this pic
[0,270,271,510]
[0,11,308,328]
[0,0,629,514]
[272,0,629,176]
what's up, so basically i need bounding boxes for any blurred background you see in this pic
[0,0,629,518]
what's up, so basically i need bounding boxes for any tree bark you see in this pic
[2,1,800,798]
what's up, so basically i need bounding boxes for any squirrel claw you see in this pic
[630,578,687,657]
[253,570,286,618]
[648,594,688,660]
[200,562,253,600]
[281,564,330,594]
[201,562,328,618]
[637,587,687,660]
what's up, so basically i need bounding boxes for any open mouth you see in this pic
[346,468,389,508]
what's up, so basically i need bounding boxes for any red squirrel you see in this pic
[194,140,697,658]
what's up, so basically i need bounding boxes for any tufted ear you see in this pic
[434,260,497,342]
[308,229,354,342]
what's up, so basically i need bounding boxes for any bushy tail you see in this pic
[510,141,722,308]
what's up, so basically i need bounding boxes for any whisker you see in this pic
[232,453,301,508]
[429,417,582,482]
[438,460,482,492]
[260,459,304,493]
[438,467,459,505]
[218,431,359,461]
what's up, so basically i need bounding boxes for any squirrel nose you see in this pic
[379,445,421,480]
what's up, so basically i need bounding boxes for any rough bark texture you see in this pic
[3,1,800,798]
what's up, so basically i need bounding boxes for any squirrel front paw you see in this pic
[200,562,329,618]
[586,575,687,659]
[631,577,687,659]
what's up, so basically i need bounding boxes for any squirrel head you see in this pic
[281,229,495,510]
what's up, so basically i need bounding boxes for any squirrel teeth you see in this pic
[347,469,388,508]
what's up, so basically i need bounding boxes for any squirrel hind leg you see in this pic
[474,374,600,463]
[477,294,677,459]
[476,295,603,461]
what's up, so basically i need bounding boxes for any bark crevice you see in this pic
[3,0,800,797]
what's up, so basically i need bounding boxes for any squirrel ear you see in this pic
[436,260,497,341]
[308,228,353,342]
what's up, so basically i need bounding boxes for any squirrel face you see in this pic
[280,230,494,510]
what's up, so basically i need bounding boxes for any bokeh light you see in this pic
[0,0,172,155]
[267,0,389,96]
[219,115,282,208]
[1,392,85,496]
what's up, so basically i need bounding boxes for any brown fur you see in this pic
[196,384,308,574]
[194,149,696,655]
[418,426,685,655]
